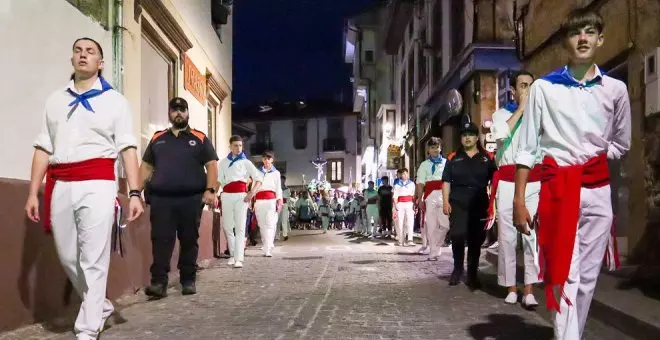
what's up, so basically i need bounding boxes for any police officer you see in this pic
[441,122,496,288]
[138,97,219,298]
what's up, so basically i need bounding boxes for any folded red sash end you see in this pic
[223,181,247,193]
[255,191,276,200]
[423,180,443,199]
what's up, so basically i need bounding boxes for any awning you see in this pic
[421,44,520,125]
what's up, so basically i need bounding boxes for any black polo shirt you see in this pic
[441,149,496,206]
[143,127,219,196]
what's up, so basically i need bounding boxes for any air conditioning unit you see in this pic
[644,47,660,116]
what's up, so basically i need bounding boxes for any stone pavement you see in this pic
[2,230,633,340]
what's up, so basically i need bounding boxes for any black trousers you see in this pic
[449,194,488,276]
[149,194,203,285]
[379,204,393,231]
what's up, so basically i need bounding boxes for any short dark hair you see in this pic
[397,168,409,175]
[281,175,286,180]
[510,71,535,88]
[427,137,442,148]
[70,37,104,80]
[381,176,389,182]
[229,135,243,144]
[560,8,604,37]
[262,150,274,158]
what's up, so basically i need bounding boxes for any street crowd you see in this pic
[23,8,630,340]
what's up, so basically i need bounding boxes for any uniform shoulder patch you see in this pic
[447,152,457,160]
[150,129,168,142]
[190,129,206,143]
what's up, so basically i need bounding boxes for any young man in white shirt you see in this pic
[218,135,262,268]
[25,38,144,340]
[393,168,416,247]
[278,175,291,241]
[513,9,631,340]
[415,137,450,260]
[254,151,283,257]
[490,71,541,308]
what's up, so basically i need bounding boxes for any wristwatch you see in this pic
[206,188,216,194]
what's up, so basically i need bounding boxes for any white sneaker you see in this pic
[227,258,236,266]
[406,241,416,247]
[233,261,243,268]
[488,241,500,249]
[265,252,273,257]
[504,292,518,304]
[522,294,539,308]
[417,246,430,255]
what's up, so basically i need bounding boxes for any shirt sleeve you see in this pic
[607,83,632,160]
[515,82,544,168]
[200,136,220,164]
[416,163,428,185]
[441,158,453,183]
[142,140,155,165]
[33,107,53,154]
[114,96,138,152]
[276,174,283,199]
[248,161,263,182]
[217,160,226,188]
[491,109,511,141]
[487,156,498,182]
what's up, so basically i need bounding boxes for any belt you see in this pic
[397,196,414,203]
[223,181,247,193]
[423,180,443,199]
[44,158,116,233]
[255,191,276,200]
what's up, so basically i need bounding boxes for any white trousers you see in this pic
[255,199,277,255]
[51,180,116,339]
[496,180,542,287]
[395,202,415,243]
[366,204,379,234]
[553,185,612,340]
[221,192,248,262]
[278,206,290,237]
[424,190,450,257]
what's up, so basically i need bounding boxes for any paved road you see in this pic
[3,230,631,340]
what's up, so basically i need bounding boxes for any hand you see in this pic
[442,200,451,216]
[127,196,144,222]
[25,194,40,223]
[392,208,398,220]
[213,196,220,209]
[244,192,254,203]
[513,201,532,235]
[202,191,216,205]
[519,89,529,109]
[276,199,283,213]
[417,199,425,211]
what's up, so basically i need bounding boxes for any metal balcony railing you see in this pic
[323,138,346,152]
[250,142,273,156]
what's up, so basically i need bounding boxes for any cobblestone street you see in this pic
[3,230,632,340]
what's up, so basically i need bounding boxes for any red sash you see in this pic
[44,158,116,233]
[487,164,542,221]
[397,196,414,203]
[423,180,443,199]
[537,154,611,312]
[223,181,247,193]
[255,191,276,200]
[283,198,288,203]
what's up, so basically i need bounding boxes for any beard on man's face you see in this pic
[170,115,188,129]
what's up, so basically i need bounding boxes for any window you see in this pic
[66,0,109,29]
[451,0,465,60]
[418,28,428,88]
[407,55,414,116]
[255,123,271,145]
[364,50,374,63]
[357,123,362,155]
[292,120,308,149]
[211,1,231,42]
[433,0,443,83]
[326,118,343,138]
[327,158,344,183]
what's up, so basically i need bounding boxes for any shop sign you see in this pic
[386,144,401,170]
[183,54,207,105]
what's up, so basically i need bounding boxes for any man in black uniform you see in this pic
[138,97,219,298]
[378,176,394,238]
[442,122,496,288]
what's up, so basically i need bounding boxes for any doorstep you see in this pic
[483,247,660,340]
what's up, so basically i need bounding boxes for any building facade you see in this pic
[0,0,233,331]
[232,101,359,190]
[517,0,660,263]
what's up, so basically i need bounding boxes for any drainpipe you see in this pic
[112,0,124,92]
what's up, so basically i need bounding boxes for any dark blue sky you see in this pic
[232,0,378,107]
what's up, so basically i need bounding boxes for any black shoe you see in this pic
[181,282,196,295]
[145,283,167,299]
[465,274,482,290]
[283,236,289,241]
[449,269,463,286]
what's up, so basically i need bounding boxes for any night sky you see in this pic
[232,0,379,107]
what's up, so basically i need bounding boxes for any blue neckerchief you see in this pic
[429,156,444,175]
[395,179,412,187]
[66,76,113,113]
[227,152,246,167]
[541,65,603,88]
[504,102,518,113]
[259,165,277,174]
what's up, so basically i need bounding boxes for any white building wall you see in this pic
[0,0,114,180]
[240,116,359,188]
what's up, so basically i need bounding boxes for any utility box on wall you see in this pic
[644,47,660,117]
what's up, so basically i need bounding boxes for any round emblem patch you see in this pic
[189,140,197,146]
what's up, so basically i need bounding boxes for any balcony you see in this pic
[381,0,414,55]
[250,141,273,156]
[323,138,346,152]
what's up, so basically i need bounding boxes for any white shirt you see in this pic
[256,167,282,199]
[34,78,137,164]
[393,180,416,201]
[515,66,631,168]
[218,156,260,189]
[416,158,447,184]
[491,107,542,167]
